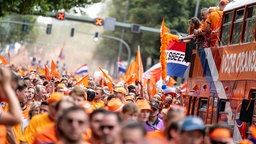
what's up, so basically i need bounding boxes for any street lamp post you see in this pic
[95,33,131,65]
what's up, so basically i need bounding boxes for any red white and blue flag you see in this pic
[118,58,126,73]
[166,41,189,77]
[75,64,88,75]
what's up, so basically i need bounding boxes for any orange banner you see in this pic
[219,43,256,80]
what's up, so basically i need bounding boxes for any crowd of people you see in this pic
[0,63,240,144]
[1,0,256,144]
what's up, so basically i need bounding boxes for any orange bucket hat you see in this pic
[47,92,63,104]
[136,99,151,111]
[107,98,124,112]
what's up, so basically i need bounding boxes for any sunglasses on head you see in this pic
[100,125,115,130]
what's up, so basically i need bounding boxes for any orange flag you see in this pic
[51,60,61,79]
[0,56,7,65]
[99,67,114,84]
[44,65,52,81]
[160,18,169,37]
[135,46,144,82]
[167,77,176,87]
[76,74,89,87]
[98,67,114,92]
[38,66,45,75]
[149,74,157,98]
[123,61,137,85]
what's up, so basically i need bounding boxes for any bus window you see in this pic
[198,98,208,123]
[231,8,245,44]
[244,5,256,43]
[221,12,233,46]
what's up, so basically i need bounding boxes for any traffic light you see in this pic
[131,24,141,33]
[95,18,103,26]
[57,12,65,20]
[21,20,29,31]
[70,28,75,37]
[94,32,99,41]
[46,24,52,34]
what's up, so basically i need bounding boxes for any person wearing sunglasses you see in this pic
[208,123,234,144]
[91,87,105,109]
[57,106,89,144]
[100,111,122,144]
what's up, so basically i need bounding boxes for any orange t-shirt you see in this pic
[91,100,105,109]
[20,113,53,144]
[22,104,31,119]
[33,124,92,144]
[33,124,57,144]
[206,9,223,31]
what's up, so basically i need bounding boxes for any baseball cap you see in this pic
[181,116,205,131]
[150,100,159,110]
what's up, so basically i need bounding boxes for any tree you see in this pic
[0,0,101,17]
[0,0,101,49]
[94,0,217,70]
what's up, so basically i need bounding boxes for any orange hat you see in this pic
[209,128,232,138]
[136,99,151,111]
[47,92,63,104]
[220,0,229,5]
[114,87,127,95]
[107,98,124,112]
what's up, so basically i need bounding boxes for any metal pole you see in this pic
[100,34,131,65]
[195,0,200,17]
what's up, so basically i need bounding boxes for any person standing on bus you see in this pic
[206,0,229,47]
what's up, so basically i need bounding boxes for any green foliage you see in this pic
[94,0,218,68]
[0,0,101,16]
[0,0,101,49]
[0,15,38,47]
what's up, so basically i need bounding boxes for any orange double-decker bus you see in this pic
[184,0,256,142]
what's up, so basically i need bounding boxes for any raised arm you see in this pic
[0,67,22,125]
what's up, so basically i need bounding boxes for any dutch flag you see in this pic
[118,58,126,73]
[75,64,88,75]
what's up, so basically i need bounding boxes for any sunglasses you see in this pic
[65,118,86,125]
[100,125,115,130]
[210,140,228,144]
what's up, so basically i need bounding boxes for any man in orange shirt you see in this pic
[20,92,63,144]
[33,97,76,144]
[91,87,105,109]
[87,108,107,144]
[206,0,229,46]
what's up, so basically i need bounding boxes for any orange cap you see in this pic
[209,128,231,138]
[107,98,124,112]
[136,99,151,111]
[47,92,63,104]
